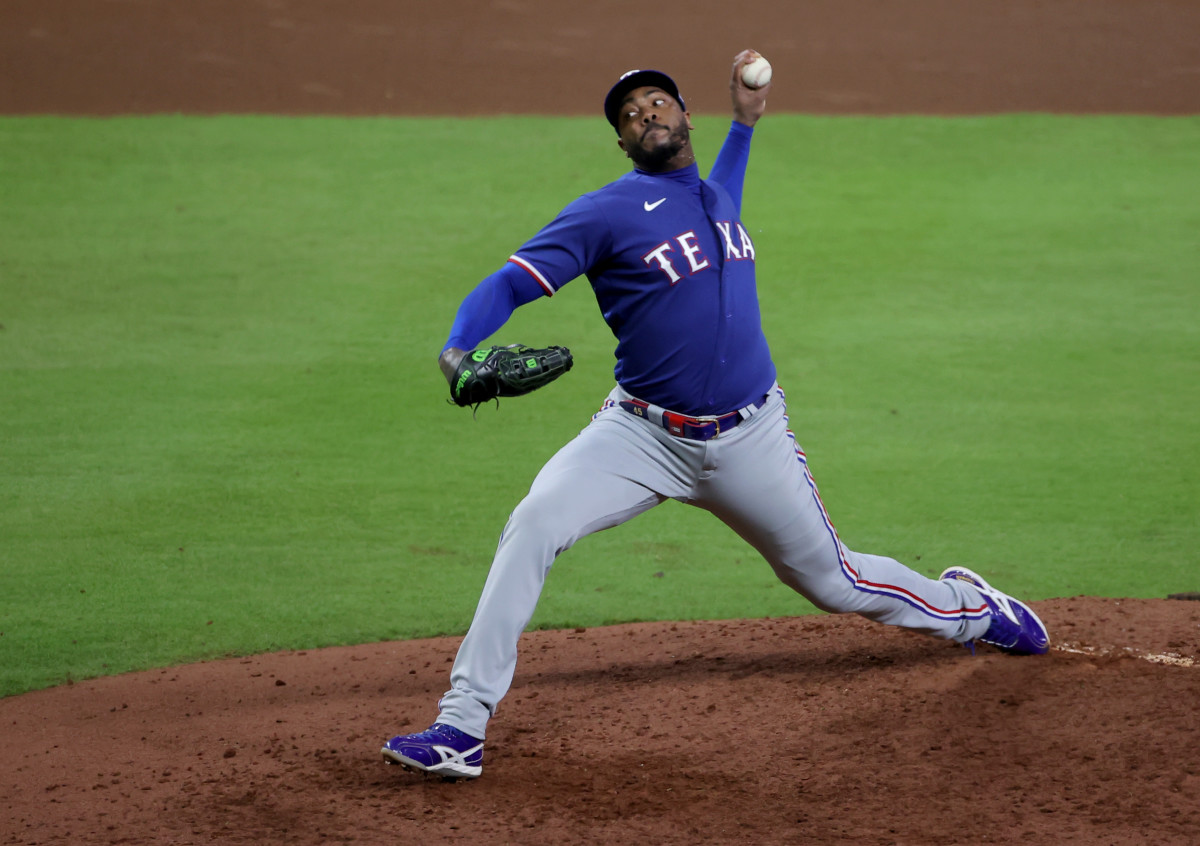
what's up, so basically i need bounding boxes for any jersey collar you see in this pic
[633,162,701,196]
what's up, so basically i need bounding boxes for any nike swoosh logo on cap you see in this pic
[644,198,666,212]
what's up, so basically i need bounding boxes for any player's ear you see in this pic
[685,111,695,131]
[617,137,629,157]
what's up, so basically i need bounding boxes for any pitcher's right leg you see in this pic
[435,406,695,739]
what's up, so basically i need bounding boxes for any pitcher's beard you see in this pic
[628,124,691,171]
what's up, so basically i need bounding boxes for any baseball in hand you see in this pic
[741,56,773,89]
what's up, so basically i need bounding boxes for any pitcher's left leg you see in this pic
[696,391,991,642]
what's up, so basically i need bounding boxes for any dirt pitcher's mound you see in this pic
[3,597,1198,845]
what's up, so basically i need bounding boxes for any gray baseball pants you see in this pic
[437,384,991,739]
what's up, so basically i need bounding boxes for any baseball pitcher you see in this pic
[382,50,1049,780]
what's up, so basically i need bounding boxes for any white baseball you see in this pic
[741,56,773,89]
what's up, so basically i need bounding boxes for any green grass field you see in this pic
[1,114,1197,697]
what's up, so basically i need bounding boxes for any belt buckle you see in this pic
[691,414,720,441]
[662,409,725,441]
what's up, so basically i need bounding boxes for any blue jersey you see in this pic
[447,123,776,417]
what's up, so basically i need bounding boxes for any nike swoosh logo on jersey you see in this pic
[644,198,667,212]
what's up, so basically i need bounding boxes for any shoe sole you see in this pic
[941,566,1050,654]
[380,746,482,780]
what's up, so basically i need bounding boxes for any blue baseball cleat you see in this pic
[381,723,484,779]
[941,566,1050,655]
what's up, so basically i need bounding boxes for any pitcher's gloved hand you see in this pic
[450,344,573,408]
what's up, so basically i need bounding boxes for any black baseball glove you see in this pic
[449,344,573,408]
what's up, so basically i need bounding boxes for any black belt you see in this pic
[618,394,770,442]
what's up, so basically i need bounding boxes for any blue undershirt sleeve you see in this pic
[442,261,547,353]
[707,121,755,213]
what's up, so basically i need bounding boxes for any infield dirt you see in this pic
[3,2,1199,844]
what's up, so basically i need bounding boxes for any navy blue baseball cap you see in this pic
[604,69,686,132]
